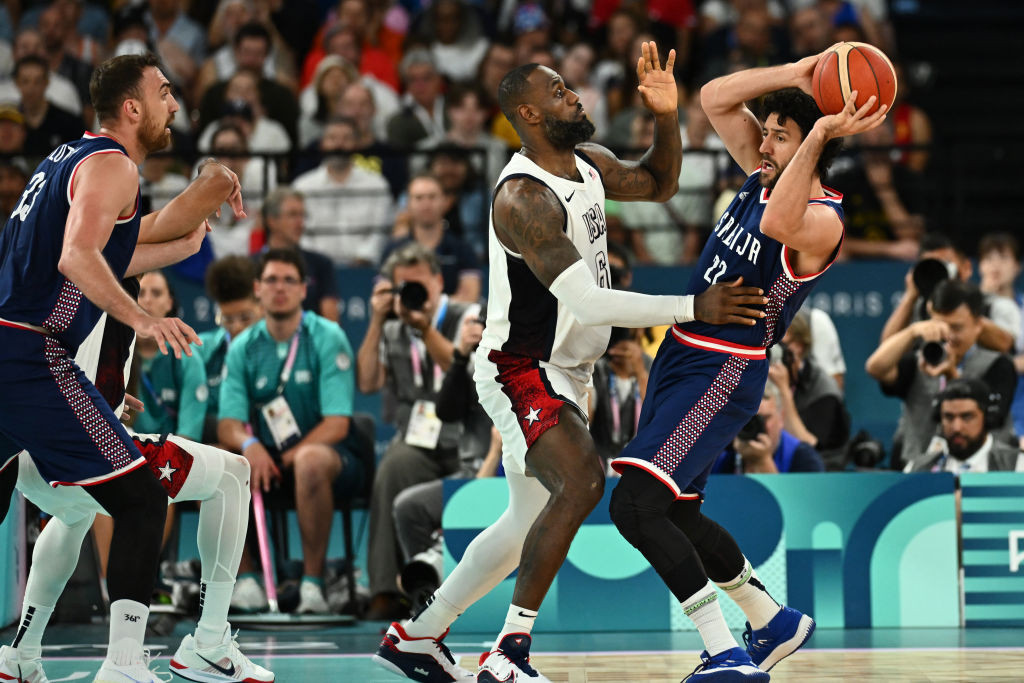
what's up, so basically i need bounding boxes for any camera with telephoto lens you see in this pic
[392,281,428,311]
[912,258,957,301]
[737,413,766,442]
[920,340,947,367]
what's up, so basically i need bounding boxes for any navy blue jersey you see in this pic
[675,168,843,351]
[0,133,141,352]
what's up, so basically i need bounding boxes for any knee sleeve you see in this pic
[26,514,93,608]
[667,499,744,582]
[609,468,675,546]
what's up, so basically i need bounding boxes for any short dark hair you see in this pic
[13,54,48,80]
[930,279,984,318]
[937,377,993,414]
[498,63,541,127]
[233,21,271,49]
[761,88,842,177]
[382,242,441,280]
[978,232,1020,262]
[445,81,487,112]
[920,232,956,255]
[407,170,443,192]
[206,255,257,304]
[90,52,163,124]
[259,247,306,282]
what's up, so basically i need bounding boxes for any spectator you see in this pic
[788,5,834,58]
[386,49,446,150]
[301,0,402,91]
[297,55,360,148]
[132,271,209,442]
[0,157,29,223]
[356,243,481,620]
[266,0,320,67]
[906,378,1024,473]
[17,0,111,49]
[475,42,519,149]
[199,255,263,445]
[197,26,300,147]
[35,4,93,121]
[0,28,82,117]
[770,311,851,468]
[257,187,340,321]
[806,306,848,391]
[203,123,276,257]
[418,82,509,189]
[510,2,553,67]
[713,382,827,474]
[292,116,394,266]
[977,233,1024,444]
[197,12,297,101]
[382,172,481,303]
[140,140,189,212]
[14,55,83,158]
[335,80,406,197]
[409,0,489,82]
[198,71,292,154]
[590,326,651,470]
[880,234,1018,353]
[319,25,401,135]
[0,105,27,158]
[888,61,933,173]
[592,8,642,119]
[830,119,926,261]
[219,248,362,614]
[144,0,207,87]
[866,279,1017,470]
[425,144,488,261]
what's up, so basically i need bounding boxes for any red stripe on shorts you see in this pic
[488,350,565,449]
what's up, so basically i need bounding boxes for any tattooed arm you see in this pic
[493,179,766,327]
[576,41,681,203]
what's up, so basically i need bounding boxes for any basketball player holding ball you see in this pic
[607,47,891,680]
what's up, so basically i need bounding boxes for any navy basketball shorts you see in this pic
[612,329,769,499]
[0,326,145,486]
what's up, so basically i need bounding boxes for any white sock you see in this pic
[10,602,53,658]
[108,599,149,655]
[682,582,737,656]
[195,582,233,648]
[494,604,537,650]
[716,559,780,630]
[404,591,463,639]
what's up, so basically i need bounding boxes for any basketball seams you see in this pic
[849,46,881,114]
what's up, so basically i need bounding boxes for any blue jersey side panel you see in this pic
[0,134,141,352]
[677,169,843,348]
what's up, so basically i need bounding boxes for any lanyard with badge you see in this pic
[609,373,642,443]
[260,328,303,452]
[405,298,448,450]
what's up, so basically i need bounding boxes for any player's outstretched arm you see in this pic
[61,154,201,359]
[577,42,681,203]
[126,220,210,276]
[495,179,766,328]
[137,158,241,245]
[701,54,820,175]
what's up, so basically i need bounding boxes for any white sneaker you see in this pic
[229,577,267,613]
[169,629,274,682]
[295,580,329,615]
[477,634,550,683]
[0,644,50,682]
[93,638,163,683]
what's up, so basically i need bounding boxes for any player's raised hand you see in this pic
[814,90,888,141]
[134,314,202,358]
[693,276,768,326]
[636,41,677,116]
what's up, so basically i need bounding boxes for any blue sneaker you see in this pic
[683,647,769,681]
[477,634,550,682]
[743,606,815,672]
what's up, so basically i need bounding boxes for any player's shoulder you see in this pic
[303,311,345,340]
[229,320,267,352]
[494,174,562,215]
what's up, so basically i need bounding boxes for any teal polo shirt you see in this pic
[198,326,229,418]
[218,313,355,449]
[134,350,209,441]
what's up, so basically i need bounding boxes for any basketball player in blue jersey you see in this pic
[0,53,244,683]
[607,54,889,680]
[374,43,768,683]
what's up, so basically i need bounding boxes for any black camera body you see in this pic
[737,413,766,442]
[394,281,428,311]
[920,340,947,367]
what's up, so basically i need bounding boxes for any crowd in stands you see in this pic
[0,0,1020,618]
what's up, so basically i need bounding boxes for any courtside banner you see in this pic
[442,472,959,632]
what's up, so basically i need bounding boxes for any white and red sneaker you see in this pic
[476,634,550,683]
[169,628,274,682]
[372,621,475,682]
[0,645,49,682]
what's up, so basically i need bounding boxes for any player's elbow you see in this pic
[863,354,889,381]
[700,80,725,114]
[654,177,679,203]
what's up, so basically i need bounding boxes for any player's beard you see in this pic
[759,157,785,190]
[543,113,595,150]
[947,431,986,461]
[139,108,172,154]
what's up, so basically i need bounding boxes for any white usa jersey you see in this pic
[480,150,610,382]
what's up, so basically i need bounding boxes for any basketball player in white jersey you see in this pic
[374,42,768,683]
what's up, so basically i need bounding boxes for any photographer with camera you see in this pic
[357,242,482,620]
[866,279,1017,471]
[907,378,1024,474]
[880,234,1018,353]
[712,381,825,474]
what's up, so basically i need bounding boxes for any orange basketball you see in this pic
[811,42,897,116]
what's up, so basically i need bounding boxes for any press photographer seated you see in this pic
[866,279,1017,471]
[907,378,1024,474]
